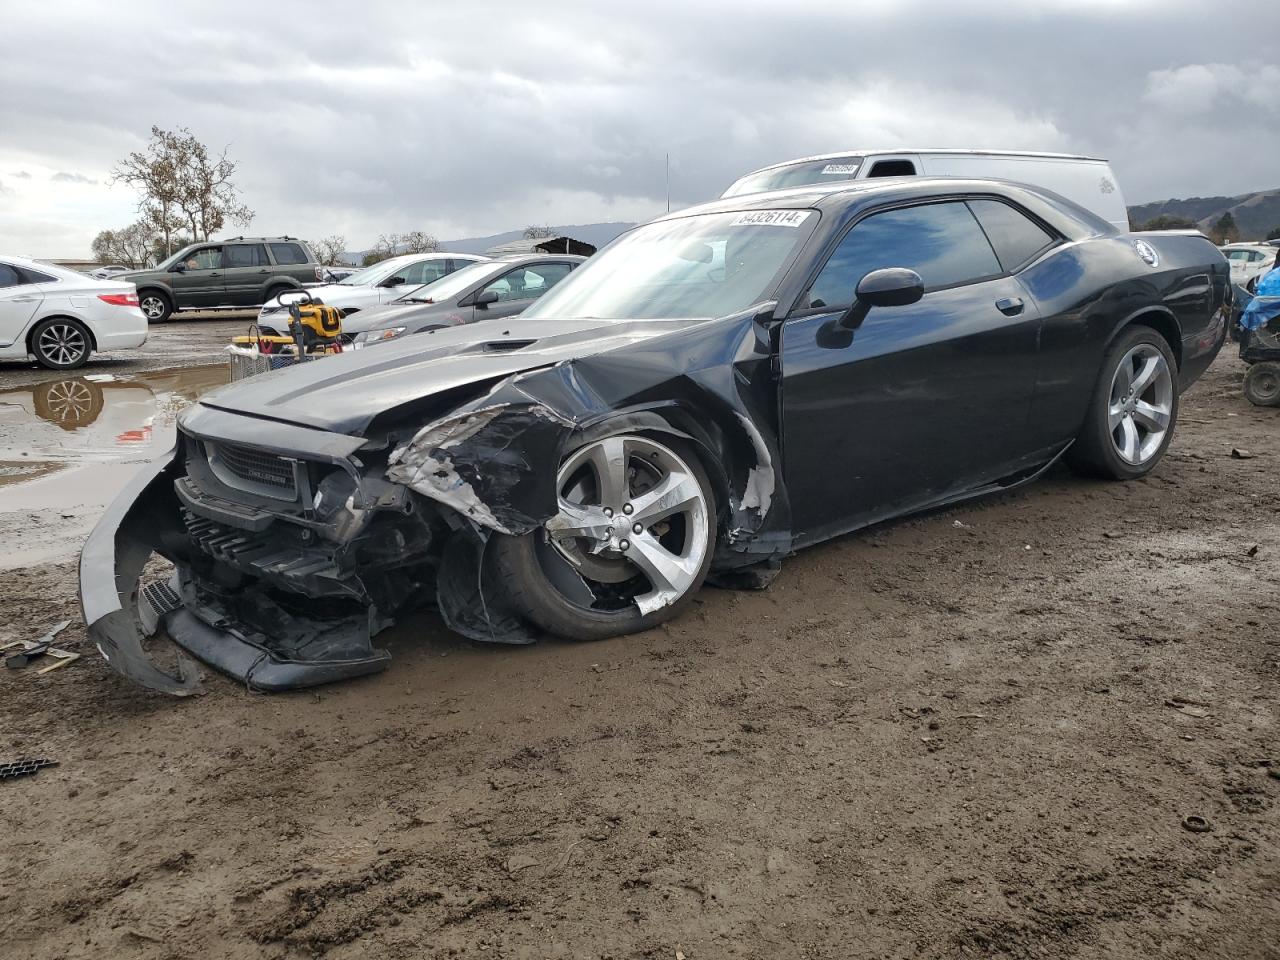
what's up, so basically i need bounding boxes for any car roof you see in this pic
[490,254,587,265]
[648,175,1115,241]
[739,148,1107,177]
[1221,243,1274,250]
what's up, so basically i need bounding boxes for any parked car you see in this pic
[315,264,359,282]
[722,149,1130,231]
[118,237,319,323]
[254,253,489,335]
[349,255,584,346]
[1221,243,1278,291]
[89,264,131,280]
[0,255,146,369]
[81,176,1229,695]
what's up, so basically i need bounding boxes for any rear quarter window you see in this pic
[968,199,1058,272]
[269,243,309,265]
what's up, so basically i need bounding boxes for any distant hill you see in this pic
[438,222,636,255]
[1128,189,1280,240]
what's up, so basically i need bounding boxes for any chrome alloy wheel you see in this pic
[37,322,88,366]
[1108,343,1174,465]
[139,295,167,320]
[45,379,94,422]
[544,436,709,615]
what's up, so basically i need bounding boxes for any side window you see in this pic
[21,267,57,284]
[0,264,24,288]
[1225,251,1248,261]
[804,202,1001,310]
[268,242,308,265]
[401,260,450,285]
[867,159,916,178]
[481,267,541,302]
[522,263,573,296]
[182,247,223,270]
[967,199,1057,273]
[223,244,268,268]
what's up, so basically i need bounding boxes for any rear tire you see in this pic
[490,433,717,641]
[1066,325,1179,480]
[138,290,173,324]
[1243,361,1280,407]
[30,317,92,370]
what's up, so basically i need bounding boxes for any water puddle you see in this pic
[0,365,229,569]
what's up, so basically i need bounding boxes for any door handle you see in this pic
[258,269,269,274]
[996,297,1024,316]
[208,272,221,277]
[10,295,39,302]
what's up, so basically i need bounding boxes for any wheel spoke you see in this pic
[586,436,629,507]
[626,532,699,612]
[629,469,701,526]
[1117,415,1141,462]
[1131,355,1162,396]
[1107,401,1126,431]
[545,501,613,545]
[1132,400,1170,433]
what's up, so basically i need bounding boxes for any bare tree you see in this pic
[523,224,556,239]
[399,230,440,253]
[91,220,160,268]
[113,126,253,253]
[313,234,347,266]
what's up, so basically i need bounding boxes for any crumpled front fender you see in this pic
[79,448,203,696]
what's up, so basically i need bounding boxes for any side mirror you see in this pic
[172,263,187,273]
[475,290,499,307]
[838,267,924,329]
[381,276,407,288]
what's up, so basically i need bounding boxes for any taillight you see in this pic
[99,293,140,307]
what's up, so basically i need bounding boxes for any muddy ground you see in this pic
[1,341,1277,959]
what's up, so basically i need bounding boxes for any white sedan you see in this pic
[1221,243,1278,290]
[0,255,147,369]
[255,252,488,334]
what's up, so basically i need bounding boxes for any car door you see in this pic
[780,199,1042,543]
[465,263,575,322]
[170,245,225,307]
[0,262,43,348]
[221,243,270,305]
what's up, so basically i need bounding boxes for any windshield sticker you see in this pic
[820,163,860,175]
[730,210,812,228]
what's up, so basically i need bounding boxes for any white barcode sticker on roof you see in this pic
[821,163,860,175]
[730,210,812,228]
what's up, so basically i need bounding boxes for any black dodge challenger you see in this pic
[81,177,1230,694]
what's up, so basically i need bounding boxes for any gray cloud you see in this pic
[51,171,97,184]
[1,0,1278,256]
[12,170,31,179]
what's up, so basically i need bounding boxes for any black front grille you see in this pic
[215,442,296,494]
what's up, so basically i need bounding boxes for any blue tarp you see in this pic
[1241,268,1280,331]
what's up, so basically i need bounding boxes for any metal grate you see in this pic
[215,443,296,493]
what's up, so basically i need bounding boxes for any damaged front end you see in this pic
[80,405,457,694]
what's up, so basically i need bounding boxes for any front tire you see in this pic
[491,433,717,641]
[30,317,92,370]
[1243,361,1280,407]
[138,290,173,324]
[1067,325,1179,480]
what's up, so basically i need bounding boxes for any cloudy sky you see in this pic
[1,0,1276,257]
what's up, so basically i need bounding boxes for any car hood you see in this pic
[117,269,162,283]
[342,299,453,334]
[197,315,705,435]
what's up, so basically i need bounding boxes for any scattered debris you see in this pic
[1230,448,1255,459]
[1181,815,1213,834]
[505,854,539,874]
[1,758,59,782]
[1165,699,1212,718]
[1247,544,1259,558]
[2,620,79,674]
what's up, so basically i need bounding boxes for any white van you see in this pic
[721,149,1129,232]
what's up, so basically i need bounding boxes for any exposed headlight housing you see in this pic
[353,327,407,348]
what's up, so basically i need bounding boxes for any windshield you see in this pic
[722,157,863,198]
[153,245,198,271]
[394,261,494,303]
[521,210,816,321]
[336,258,415,287]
